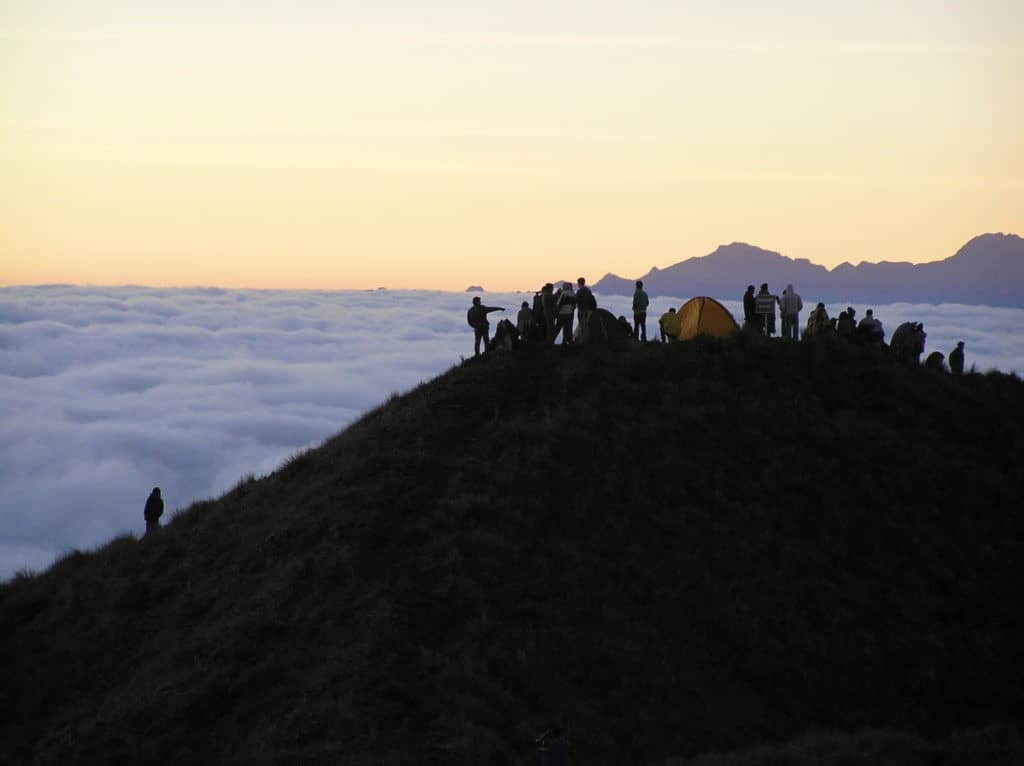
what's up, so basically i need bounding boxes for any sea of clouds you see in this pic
[2,285,1022,579]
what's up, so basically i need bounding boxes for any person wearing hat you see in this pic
[949,341,966,375]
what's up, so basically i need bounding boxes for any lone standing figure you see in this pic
[632,280,650,342]
[467,296,505,356]
[144,487,164,536]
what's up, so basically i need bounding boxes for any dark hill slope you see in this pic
[3,337,1024,765]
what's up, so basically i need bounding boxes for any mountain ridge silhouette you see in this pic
[594,233,1024,306]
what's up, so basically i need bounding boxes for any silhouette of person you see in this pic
[659,307,676,342]
[517,301,534,341]
[575,277,597,343]
[536,727,571,766]
[632,280,650,341]
[857,309,885,345]
[144,487,163,536]
[552,282,576,345]
[532,291,547,340]
[779,283,803,340]
[541,283,557,343]
[837,307,856,338]
[804,302,830,338]
[467,296,505,356]
[492,318,518,351]
[924,351,946,371]
[949,341,965,375]
[742,285,761,332]
[755,283,778,336]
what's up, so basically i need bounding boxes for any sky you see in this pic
[2,285,1023,579]
[2,1,1022,290]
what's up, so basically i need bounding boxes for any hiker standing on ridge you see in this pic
[517,301,534,342]
[575,277,597,343]
[857,309,885,345]
[742,285,761,332]
[541,283,557,343]
[804,302,830,338]
[552,282,576,345]
[837,307,856,339]
[144,487,163,536]
[779,284,803,340]
[755,283,778,336]
[632,280,650,342]
[949,341,966,375]
[467,296,505,356]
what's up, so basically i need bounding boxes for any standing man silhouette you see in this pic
[467,296,505,356]
[632,280,650,342]
[949,341,966,375]
[144,487,164,536]
[575,277,597,343]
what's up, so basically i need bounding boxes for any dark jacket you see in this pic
[576,285,596,311]
[949,346,965,374]
[467,304,501,329]
[144,491,163,522]
[632,288,649,313]
[743,289,756,321]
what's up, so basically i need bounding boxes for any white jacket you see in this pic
[780,286,803,316]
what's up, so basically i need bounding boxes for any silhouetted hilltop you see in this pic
[3,337,1024,765]
[594,233,1024,306]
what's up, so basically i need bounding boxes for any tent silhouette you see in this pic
[665,297,739,340]
[586,308,633,349]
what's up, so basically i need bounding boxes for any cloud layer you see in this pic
[2,286,1021,578]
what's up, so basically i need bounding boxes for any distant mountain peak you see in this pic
[591,234,1023,306]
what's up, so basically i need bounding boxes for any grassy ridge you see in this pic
[2,335,1023,764]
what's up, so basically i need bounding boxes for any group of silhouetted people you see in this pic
[467,278,654,355]
[741,282,968,372]
[468,281,969,373]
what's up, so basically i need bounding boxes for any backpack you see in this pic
[466,308,477,328]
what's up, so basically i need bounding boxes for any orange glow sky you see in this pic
[2,1,1022,290]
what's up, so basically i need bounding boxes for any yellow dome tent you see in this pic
[668,296,739,340]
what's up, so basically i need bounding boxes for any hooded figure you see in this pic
[804,302,831,338]
[779,284,803,340]
[144,487,164,536]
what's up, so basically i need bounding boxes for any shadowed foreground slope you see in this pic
[3,336,1024,765]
